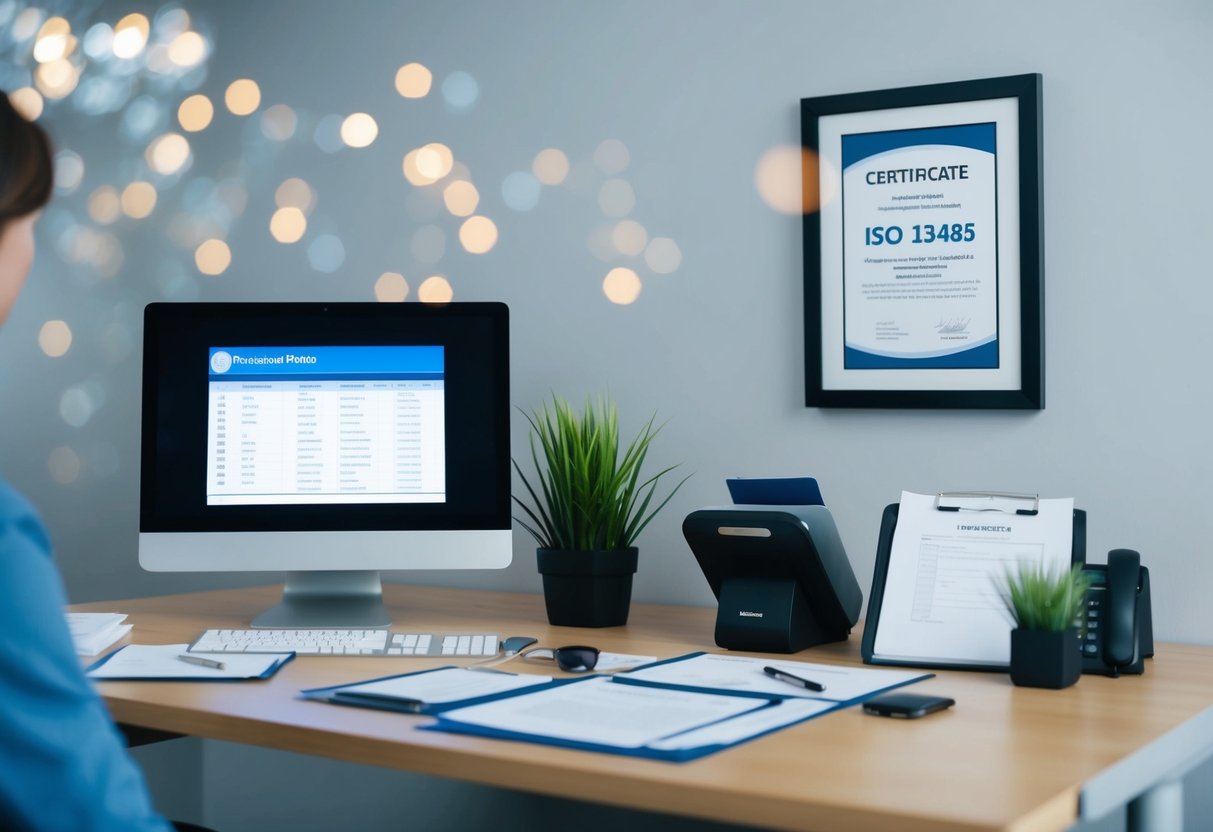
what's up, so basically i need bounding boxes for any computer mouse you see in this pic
[501,636,538,655]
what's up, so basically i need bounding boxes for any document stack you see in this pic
[66,612,132,656]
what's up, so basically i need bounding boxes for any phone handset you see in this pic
[1103,549,1142,672]
[1081,548,1152,677]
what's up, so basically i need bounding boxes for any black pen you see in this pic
[763,666,825,692]
[331,691,426,713]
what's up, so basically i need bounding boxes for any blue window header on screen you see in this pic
[208,346,444,380]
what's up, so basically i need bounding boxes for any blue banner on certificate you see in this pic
[841,122,998,370]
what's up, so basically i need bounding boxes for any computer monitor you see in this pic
[139,301,512,628]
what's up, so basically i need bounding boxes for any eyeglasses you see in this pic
[521,645,600,673]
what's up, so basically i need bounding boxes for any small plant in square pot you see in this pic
[1000,562,1090,689]
[513,395,687,627]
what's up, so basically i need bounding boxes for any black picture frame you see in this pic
[802,74,1043,409]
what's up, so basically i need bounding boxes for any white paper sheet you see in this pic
[437,677,770,748]
[622,653,928,703]
[337,667,552,704]
[67,612,131,656]
[871,490,1074,665]
[648,698,834,750]
[88,644,290,679]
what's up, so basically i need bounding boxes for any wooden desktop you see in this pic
[77,584,1213,832]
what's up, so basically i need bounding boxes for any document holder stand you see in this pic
[861,503,1087,671]
[683,505,863,653]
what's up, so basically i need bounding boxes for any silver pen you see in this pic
[178,653,225,670]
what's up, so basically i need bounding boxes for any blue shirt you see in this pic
[0,479,171,832]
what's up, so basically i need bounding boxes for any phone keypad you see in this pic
[1079,593,1103,657]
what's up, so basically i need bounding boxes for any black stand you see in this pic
[715,576,842,653]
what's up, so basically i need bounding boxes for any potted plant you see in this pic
[513,394,687,627]
[999,562,1090,689]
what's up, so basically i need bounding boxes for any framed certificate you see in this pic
[802,74,1043,409]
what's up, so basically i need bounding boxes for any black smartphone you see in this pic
[863,693,955,719]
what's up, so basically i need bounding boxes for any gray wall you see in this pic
[4,1,1212,829]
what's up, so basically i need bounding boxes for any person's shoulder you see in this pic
[0,478,52,554]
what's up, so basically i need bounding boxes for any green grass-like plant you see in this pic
[512,395,688,552]
[999,562,1090,632]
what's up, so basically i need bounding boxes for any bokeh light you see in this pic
[53,150,84,194]
[441,71,479,111]
[38,320,73,357]
[442,180,479,217]
[308,234,346,273]
[82,23,114,59]
[33,17,71,63]
[374,272,409,302]
[532,148,570,185]
[146,132,191,175]
[120,181,157,219]
[611,219,648,257]
[35,58,79,99]
[418,275,453,304]
[395,62,432,98]
[501,171,541,211]
[122,96,163,141]
[13,8,45,42]
[754,145,823,214]
[87,186,121,225]
[410,225,445,263]
[313,114,344,153]
[269,207,307,243]
[224,78,261,116]
[48,446,82,485]
[275,178,316,213]
[594,139,630,175]
[112,13,149,59]
[177,94,213,132]
[167,30,207,67]
[416,143,454,179]
[644,237,683,274]
[194,239,231,275]
[340,112,378,148]
[260,104,297,141]
[60,385,97,428]
[459,216,498,254]
[9,87,44,120]
[602,267,642,305]
[598,179,636,217]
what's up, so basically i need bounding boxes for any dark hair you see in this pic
[0,91,54,232]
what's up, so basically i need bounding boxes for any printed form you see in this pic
[872,491,1074,666]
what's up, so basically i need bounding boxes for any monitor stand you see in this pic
[251,570,392,629]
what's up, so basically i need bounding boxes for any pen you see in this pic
[763,666,825,692]
[178,654,225,670]
[331,691,425,713]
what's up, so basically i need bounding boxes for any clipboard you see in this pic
[861,497,1086,672]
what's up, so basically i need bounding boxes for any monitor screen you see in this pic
[139,302,512,627]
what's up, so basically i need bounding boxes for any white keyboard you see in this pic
[190,629,499,657]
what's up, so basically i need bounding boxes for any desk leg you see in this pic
[1126,779,1182,832]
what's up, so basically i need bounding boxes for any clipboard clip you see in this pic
[935,491,1039,516]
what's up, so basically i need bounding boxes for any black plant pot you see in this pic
[1009,627,1082,689]
[536,548,638,627]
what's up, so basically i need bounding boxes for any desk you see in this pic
[77,584,1213,832]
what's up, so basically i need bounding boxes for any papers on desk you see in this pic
[868,490,1075,668]
[307,652,930,762]
[67,612,132,656]
[621,652,931,704]
[87,644,294,680]
[301,667,557,714]
[431,676,836,757]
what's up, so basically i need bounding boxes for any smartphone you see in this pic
[862,693,955,719]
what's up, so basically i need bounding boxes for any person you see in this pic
[0,92,174,831]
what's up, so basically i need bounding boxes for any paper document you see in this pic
[872,490,1074,666]
[622,653,929,703]
[67,612,131,656]
[435,676,773,749]
[88,644,292,680]
[327,667,552,705]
